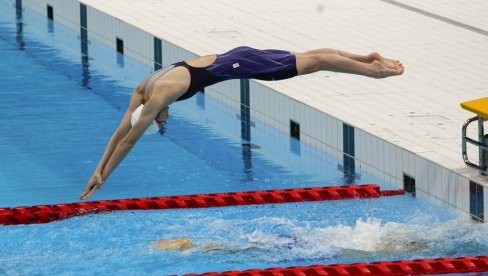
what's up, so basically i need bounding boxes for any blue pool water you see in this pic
[2,197,488,274]
[1,2,488,275]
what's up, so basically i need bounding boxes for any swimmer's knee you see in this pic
[309,53,333,72]
[296,53,324,75]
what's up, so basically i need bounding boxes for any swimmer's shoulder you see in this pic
[132,84,146,105]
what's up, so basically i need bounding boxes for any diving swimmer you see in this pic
[80,46,404,200]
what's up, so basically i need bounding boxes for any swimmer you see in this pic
[80,46,404,200]
[150,237,254,252]
[152,237,193,250]
[151,237,426,256]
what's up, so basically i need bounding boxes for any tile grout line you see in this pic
[378,0,488,37]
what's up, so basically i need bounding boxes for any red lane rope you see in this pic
[185,255,488,275]
[0,184,403,225]
[380,189,406,196]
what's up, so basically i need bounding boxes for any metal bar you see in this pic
[464,137,488,150]
[462,116,488,173]
[483,134,488,175]
[479,118,487,172]
[462,116,482,170]
[462,116,478,152]
[479,117,484,158]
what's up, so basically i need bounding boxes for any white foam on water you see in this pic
[175,211,488,262]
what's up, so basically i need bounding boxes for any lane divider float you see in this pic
[185,255,488,275]
[0,184,403,225]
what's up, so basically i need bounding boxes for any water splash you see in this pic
[174,212,488,263]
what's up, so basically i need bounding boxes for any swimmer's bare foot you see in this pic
[371,60,404,78]
[369,52,401,70]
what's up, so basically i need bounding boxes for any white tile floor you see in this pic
[80,0,488,186]
[390,0,488,32]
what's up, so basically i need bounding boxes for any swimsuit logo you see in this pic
[233,63,240,69]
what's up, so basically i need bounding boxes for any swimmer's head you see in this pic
[131,104,168,135]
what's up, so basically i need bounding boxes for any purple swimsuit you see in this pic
[144,46,298,101]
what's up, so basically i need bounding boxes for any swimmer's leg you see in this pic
[300,49,401,69]
[295,52,403,78]
[301,48,374,63]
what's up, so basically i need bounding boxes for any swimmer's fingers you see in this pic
[80,174,103,200]
[80,181,98,200]
[79,183,98,200]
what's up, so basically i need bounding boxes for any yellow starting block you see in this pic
[461,97,488,175]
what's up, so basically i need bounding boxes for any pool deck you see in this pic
[80,0,488,186]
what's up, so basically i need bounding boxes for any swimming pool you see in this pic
[1,2,488,275]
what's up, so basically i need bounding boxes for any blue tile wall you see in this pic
[47,5,54,33]
[343,123,355,181]
[47,4,53,20]
[240,79,250,142]
[404,173,416,196]
[80,3,86,29]
[79,3,89,88]
[153,37,162,70]
[116,37,123,53]
[14,0,24,51]
[470,181,484,222]
[116,37,124,67]
[290,120,300,140]
[289,120,300,155]
[16,0,22,19]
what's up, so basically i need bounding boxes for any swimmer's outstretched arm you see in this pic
[80,94,165,200]
[80,76,188,199]
[80,91,144,200]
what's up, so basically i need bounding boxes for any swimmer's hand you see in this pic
[80,172,104,200]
